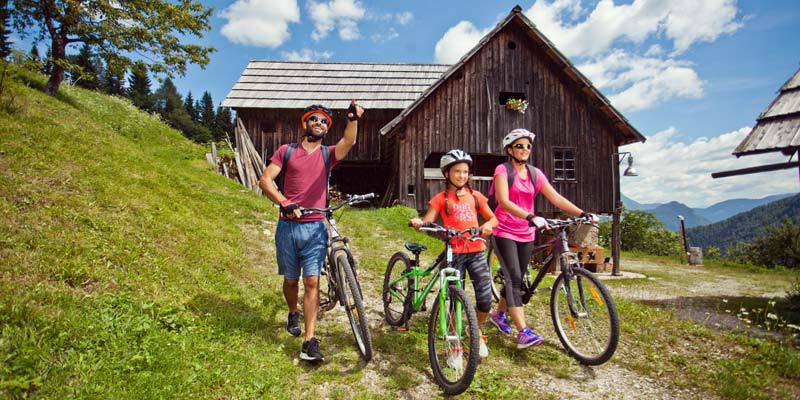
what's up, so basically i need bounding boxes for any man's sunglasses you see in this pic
[513,143,532,150]
[307,115,329,125]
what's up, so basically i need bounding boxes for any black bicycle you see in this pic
[301,193,375,362]
[486,217,619,365]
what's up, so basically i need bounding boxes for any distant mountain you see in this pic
[651,201,712,231]
[620,194,660,211]
[622,193,796,230]
[695,193,795,222]
[686,194,800,252]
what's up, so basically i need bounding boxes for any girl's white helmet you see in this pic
[439,149,473,174]
[502,128,536,149]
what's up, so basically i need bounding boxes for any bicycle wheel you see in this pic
[336,253,373,361]
[486,246,503,302]
[382,252,413,327]
[319,257,337,312]
[550,266,619,365]
[428,285,480,395]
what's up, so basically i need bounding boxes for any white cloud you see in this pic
[307,0,366,41]
[525,0,742,57]
[433,21,491,64]
[281,48,334,62]
[219,0,300,48]
[621,127,797,208]
[371,28,399,44]
[396,11,414,25]
[578,49,704,112]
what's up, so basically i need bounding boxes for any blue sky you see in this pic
[33,0,800,207]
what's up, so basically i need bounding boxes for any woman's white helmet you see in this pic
[502,128,536,149]
[439,149,473,174]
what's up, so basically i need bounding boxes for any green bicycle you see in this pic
[382,222,481,395]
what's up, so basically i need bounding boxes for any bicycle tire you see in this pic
[550,266,619,365]
[319,256,337,312]
[428,286,480,395]
[382,252,413,327]
[336,253,373,361]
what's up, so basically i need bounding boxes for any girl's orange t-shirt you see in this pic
[428,190,490,253]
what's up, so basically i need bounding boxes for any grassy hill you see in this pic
[1,65,799,399]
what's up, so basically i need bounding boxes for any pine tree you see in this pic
[214,106,234,142]
[0,0,12,60]
[27,43,41,72]
[199,91,216,137]
[183,92,199,123]
[101,57,126,95]
[71,44,100,90]
[127,61,153,112]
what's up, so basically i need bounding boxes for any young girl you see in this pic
[490,129,597,349]
[410,149,498,359]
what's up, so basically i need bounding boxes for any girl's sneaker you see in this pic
[490,310,512,334]
[517,326,544,349]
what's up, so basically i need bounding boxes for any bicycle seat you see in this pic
[404,242,427,255]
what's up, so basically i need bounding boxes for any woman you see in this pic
[489,129,597,348]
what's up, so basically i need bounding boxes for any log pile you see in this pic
[233,118,266,194]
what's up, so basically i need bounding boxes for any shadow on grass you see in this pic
[186,291,287,343]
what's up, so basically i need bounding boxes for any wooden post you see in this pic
[612,200,622,276]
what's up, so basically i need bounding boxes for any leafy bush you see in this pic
[620,209,681,256]
[727,218,800,269]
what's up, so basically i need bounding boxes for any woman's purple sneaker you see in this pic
[517,326,544,349]
[490,310,512,334]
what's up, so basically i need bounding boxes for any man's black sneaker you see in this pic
[300,337,324,362]
[286,312,301,337]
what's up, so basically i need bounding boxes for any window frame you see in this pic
[552,146,577,182]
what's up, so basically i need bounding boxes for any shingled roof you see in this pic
[734,67,800,157]
[380,6,645,146]
[221,61,451,110]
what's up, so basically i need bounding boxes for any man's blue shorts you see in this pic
[275,220,327,280]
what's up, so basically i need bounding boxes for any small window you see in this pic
[407,184,415,196]
[507,41,517,50]
[553,147,576,181]
[499,91,527,106]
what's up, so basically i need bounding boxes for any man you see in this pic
[259,100,364,362]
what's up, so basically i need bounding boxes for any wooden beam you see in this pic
[711,160,800,178]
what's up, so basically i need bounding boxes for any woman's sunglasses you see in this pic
[513,143,532,150]
[307,115,329,125]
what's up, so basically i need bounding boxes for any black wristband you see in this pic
[579,212,589,219]
[280,203,299,217]
[525,213,535,222]
[347,102,360,122]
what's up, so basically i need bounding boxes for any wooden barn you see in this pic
[380,6,645,215]
[220,61,450,196]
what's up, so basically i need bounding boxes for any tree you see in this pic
[9,0,215,96]
[618,209,681,257]
[0,0,12,60]
[100,57,125,96]
[214,106,234,142]
[184,92,197,123]
[739,218,800,269]
[199,91,215,131]
[153,78,211,143]
[127,61,153,112]
[69,43,101,90]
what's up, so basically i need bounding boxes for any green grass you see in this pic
[1,64,799,399]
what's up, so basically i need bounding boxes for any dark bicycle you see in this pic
[382,222,482,396]
[486,217,619,365]
[301,193,375,362]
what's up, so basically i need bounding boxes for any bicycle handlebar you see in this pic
[300,193,376,215]
[538,216,599,231]
[410,221,485,242]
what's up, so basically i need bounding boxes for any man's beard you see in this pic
[305,129,325,142]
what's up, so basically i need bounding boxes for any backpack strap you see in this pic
[506,161,540,197]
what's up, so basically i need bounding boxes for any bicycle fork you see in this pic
[438,267,463,341]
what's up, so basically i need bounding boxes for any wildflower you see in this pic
[787,324,800,331]
[768,300,776,306]
[767,313,778,321]
[722,299,728,303]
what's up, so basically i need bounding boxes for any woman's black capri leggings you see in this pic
[491,235,536,308]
